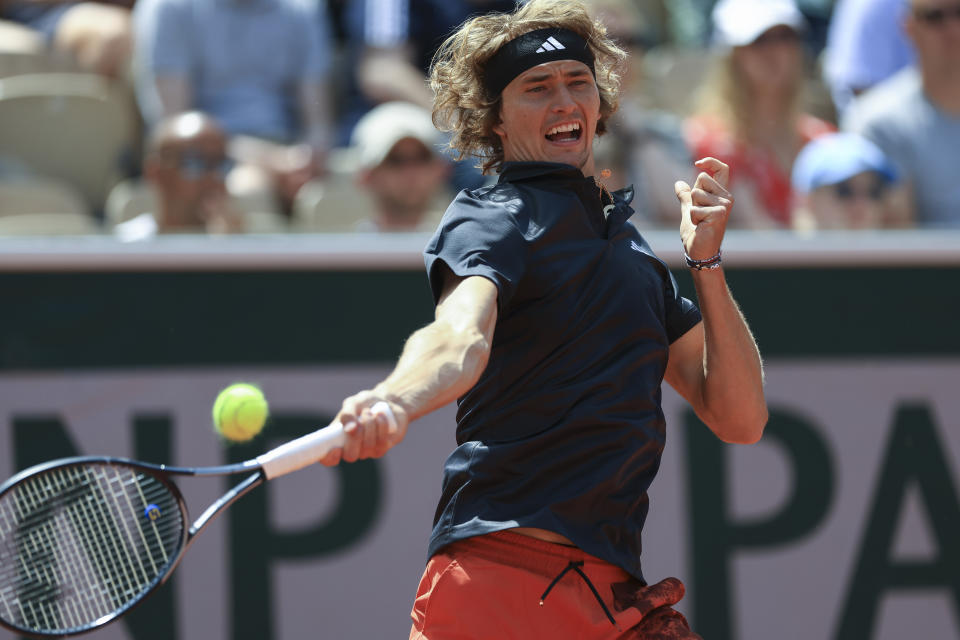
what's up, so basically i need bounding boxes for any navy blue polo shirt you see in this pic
[422,161,702,581]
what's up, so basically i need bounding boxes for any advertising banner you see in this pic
[1,361,956,640]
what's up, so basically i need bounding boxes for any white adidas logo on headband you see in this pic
[535,36,566,53]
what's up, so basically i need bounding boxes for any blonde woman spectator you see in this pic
[685,0,833,228]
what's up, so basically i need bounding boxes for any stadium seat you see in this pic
[0,177,91,216]
[0,73,137,213]
[0,50,77,80]
[0,212,99,235]
[291,176,374,232]
[291,171,450,233]
[0,178,99,235]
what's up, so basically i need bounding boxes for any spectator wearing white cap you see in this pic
[790,132,911,232]
[351,101,451,232]
[685,0,834,229]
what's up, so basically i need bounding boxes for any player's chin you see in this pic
[548,149,592,174]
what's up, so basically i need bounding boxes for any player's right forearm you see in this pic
[374,320,491,422]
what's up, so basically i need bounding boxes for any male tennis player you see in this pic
[323,0,767,636]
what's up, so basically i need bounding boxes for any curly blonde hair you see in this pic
[429,0,627,175]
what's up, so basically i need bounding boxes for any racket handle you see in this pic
[257,401,397,480]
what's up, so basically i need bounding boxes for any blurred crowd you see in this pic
[0,0,957,237]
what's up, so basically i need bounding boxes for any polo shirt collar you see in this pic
[498,161,585,183]
[498,161,634,205]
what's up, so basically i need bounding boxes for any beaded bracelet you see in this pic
[683,248,722,270]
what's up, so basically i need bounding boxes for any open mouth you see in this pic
[545,122,582,143]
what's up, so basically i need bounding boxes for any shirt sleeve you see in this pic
[423,190,528,311]
[292,0,332,79]
[628,229,702,343]
[136,0,193,75]
[663,269,702,343]
[132,0,191,126]
[362,0,408,48]
[824,0,914,93]
[841,81,910,178]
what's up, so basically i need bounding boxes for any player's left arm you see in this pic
[664,157,768,444]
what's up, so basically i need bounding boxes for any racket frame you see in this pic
[0,456,264,638]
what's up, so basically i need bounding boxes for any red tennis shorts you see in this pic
[409,530,702,639]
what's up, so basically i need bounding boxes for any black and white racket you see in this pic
[0,402,396,638]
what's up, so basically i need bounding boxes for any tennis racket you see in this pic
[0,402,396,638]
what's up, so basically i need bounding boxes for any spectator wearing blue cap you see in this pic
[791,133,911,231]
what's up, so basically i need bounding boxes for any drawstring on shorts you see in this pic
[539,560,618,628]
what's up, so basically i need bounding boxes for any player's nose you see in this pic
[550,85,577,112]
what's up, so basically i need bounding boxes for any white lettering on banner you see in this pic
[0,362,958,640]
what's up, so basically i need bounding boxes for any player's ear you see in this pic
[492,104,506,138]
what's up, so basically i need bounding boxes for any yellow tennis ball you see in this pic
[212,383,269,442]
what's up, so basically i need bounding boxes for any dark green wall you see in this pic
[2,266,958,372]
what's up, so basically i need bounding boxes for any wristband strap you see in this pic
[684,248,722,270]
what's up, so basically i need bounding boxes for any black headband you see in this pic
[483,27,596,98]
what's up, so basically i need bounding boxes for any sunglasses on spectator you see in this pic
[913,4,960,25]
[165,152,234,178]
[832,179,888,202]
[381,150,434,168]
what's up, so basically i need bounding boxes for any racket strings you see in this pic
[0,463,185,634]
